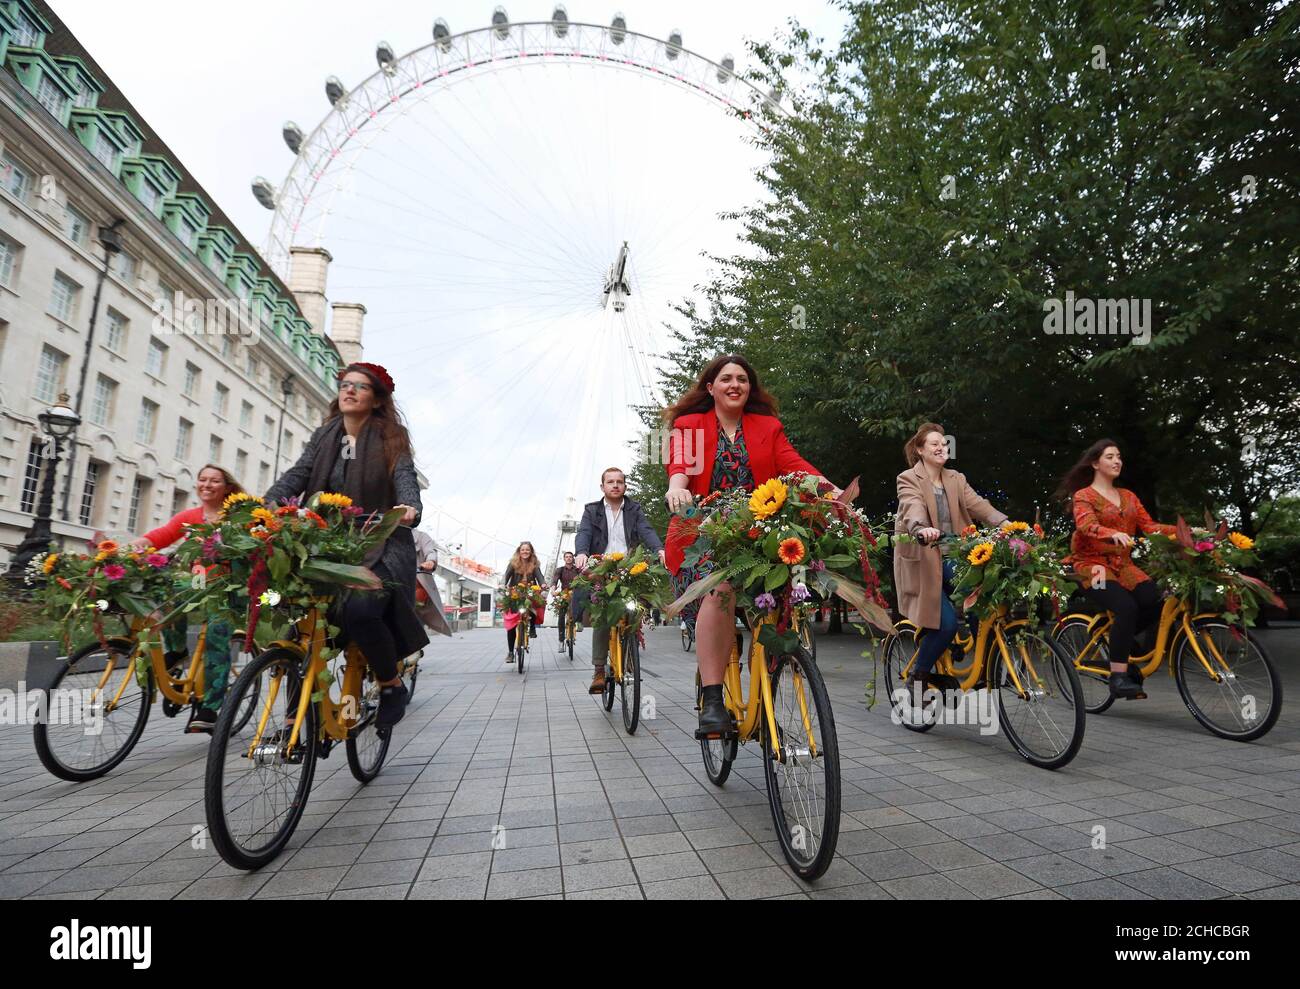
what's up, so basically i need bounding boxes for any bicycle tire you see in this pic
[346,669,393,783]
[991,630,1085,770]
[1174,621,1282,741]
[620,630,641,734]
[1052,616,1114,714]
[695,671,736,786]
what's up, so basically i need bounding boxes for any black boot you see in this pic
[186,706,219,734]
[376,682,410,730]
[1110,672,1147,700]
[696,684,734,739]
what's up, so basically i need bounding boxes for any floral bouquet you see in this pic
[172,491,403,646]
[1138,518,1282,627]
[947,521,1075,620]
[29,540,184,649]
[668,473,892,655]
[497,581,548,616]
[569,546,671,629]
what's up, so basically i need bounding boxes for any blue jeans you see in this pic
[913,559,960,676]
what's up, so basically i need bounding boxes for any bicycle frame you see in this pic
[719,612,822,763]
[889,606,1046,700]
[93,616,219,714]
[1057,596,1235,683]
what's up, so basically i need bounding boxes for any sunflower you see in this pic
[1001,521,1029,533]
[607,553,625,563]
[1229,532,1254,551]
[629,561,649,576]
[251,508,276,527]
[42,554,59,575]
[749,478,788,520]
[319,492,354,509]
[778,537,806,565]
[222,492,262,513]
[968,542,994,566]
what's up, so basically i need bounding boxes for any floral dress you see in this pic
[675,418,756,622]
[1068,487,1177,591]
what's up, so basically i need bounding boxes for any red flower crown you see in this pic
[342,362,395,393]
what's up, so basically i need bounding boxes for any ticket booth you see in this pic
[477,590,495,629]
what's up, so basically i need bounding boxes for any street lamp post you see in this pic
[272,373,295,481]
[6,394,83,583]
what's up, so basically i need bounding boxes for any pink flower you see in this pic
[1009,538,1029,560]
[103,564,126,581]
[1194,540,1215,552]
[145,554,169,568]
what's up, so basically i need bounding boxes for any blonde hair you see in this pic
[508,542,538,576]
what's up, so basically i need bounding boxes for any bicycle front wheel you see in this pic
[991,629,1085,770]
[1175,621,1281,741]
[763,647,841,880]
[1052,616,1113,714]
[205,647,317,870]
[33,637,150,782]
[620,631,641,734]
[681,623,692,652]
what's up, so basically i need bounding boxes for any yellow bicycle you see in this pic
[563,594,578,663]
[33,616,255,782]
[692,608,840,880]
[1053,594,1282,740]
[600,606,644,734]
[203,599,418,869]
[882,605,1085,770]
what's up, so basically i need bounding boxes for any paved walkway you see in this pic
[1,624,1298,900]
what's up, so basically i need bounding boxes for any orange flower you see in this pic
[57,577,73,590]
[276,506,297,516]
[778,538,806,565]
[747,527,761,539]
[303,510,327,529]
[250,526,275,542]
[97,540,119,554]
[1032,523,1044,537]
[961,525,977,537]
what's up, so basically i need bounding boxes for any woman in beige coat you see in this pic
[894,423,1007,691]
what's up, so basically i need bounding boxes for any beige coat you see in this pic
[893,461,1007,629]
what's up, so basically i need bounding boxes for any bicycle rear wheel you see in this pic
[33,637,150,782]
[399,651,420,700]
[991,629,1085,770]
[227,633,263,733]
[205,647,317,870]
[1052,616,1113,714]
[346,667,393,783]
[1175,621,1281,741]
[619,630,641,734]
[681,622,693,652]
[516,627,526,674]
[695,671,737,786]
[763,647,841,880]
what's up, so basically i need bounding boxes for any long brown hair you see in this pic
[1054,438,1121,504]
[661,354,779,425]
[903,422,945,467]
[327,364,414,471]
[508,542,539,577]
[197,464,244,497]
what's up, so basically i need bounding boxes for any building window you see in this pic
[127,477,149,531]
[79,461,102,526]
[1,155,31,202]
[112,250,136,283]
[104,309,127,352]
[50,272,81,324]
[183,362,200,397]
[136,180,158,212]
[175,419,193,460]
[20,437,44,515]
[35,346,67,403]
[262,416,274,445]
[136,399,159,444]
[64,204,90,245]
[35,74,67,119]
[282,429,294,460]
[171,487,188,517]
[12,11,41,47]
[209,435,223,463]
[213,383,229,417]
[222,335,235,359]
[177,217,197,249]
[92,131,117,170]
[235,450,248,480]
[207,253,225,278]
[259,462,270,492]
[146,338,167,377]
[0,233,19,287]
[89,374,116,426]
[239,401,252,431]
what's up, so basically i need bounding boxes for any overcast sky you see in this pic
[52,1,852,569]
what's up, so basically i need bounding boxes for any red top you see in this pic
[141,506,207,550]
[1069,487,1176,591]
[663,411,821,574]
[665,411,820,498]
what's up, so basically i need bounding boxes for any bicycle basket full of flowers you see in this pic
[569,546,671,629]
[947,521,1075,620]
[496,581,547,616]
[667,473,893,655]
[1137,518,1283,628]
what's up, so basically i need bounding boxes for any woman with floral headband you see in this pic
[128,464,244,733]
[662,354,841,739]
[1056,438,1177,700]
[265,362,427,731]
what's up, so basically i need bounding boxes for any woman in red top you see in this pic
[128,464,243,732]
[663,354,841,737]
[1056,439,1176,700]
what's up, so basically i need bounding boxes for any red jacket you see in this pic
[663,411,821,574]
[141,506,207,550]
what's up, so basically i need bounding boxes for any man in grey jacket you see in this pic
[575,468,665,694]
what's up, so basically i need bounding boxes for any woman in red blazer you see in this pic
[662,354,840,737]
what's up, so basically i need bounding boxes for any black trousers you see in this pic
[1081,580,1162,667]
[341,587,399,682]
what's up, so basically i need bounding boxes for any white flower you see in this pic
[96,599,110,612]
[259,590,282,607]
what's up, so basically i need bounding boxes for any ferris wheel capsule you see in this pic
[666,30,683,60]
[251,177,277,210]
[492,6,510,40]
[433,18,452,51]
[718,54,735,83]
[551,5,569,37]
[610,13,627,45]
[325,76,347,107]
[282,121,304,155]
[376,41,397,75]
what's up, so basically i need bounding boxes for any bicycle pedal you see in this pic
[694,727,738,742]
[929,674,961,692]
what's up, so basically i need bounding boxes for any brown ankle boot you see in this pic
[589,669,606,694]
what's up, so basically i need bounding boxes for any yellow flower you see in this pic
[968,542,994,566]
[42,554,59,574]
[608,553,625,562]
[94,551,110,563]
[749,478,788,520]
[222,492,262,512]
[530,584,540,591]
[251,508,276,526]
[629,561,648,576]
[1000,521,1030,533]
[1229,532,1254,551]
[319,492,353,509]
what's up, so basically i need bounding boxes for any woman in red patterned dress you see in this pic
[1056,439,1177,700]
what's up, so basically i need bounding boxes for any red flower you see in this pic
[747,527,761,539]
[1033,523,1044,537]
[778,538,806,565]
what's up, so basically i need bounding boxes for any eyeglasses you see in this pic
[338,381,373,394]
